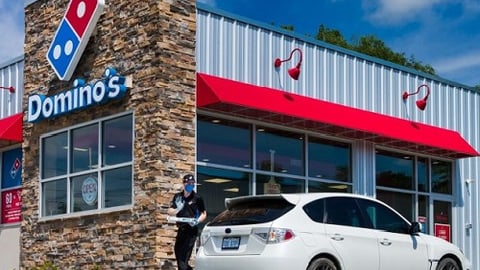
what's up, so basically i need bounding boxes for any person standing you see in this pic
[168,174,207,270]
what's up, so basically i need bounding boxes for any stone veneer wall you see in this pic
[22,0,196,269]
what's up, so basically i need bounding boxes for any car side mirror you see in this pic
[409,221,422,234]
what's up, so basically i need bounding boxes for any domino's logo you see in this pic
[10,158,21,179]
[47,0,105,81]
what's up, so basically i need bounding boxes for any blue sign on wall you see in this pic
[2,148,22,189]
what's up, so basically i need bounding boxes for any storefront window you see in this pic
[308,180,352,193]
[256,174,304,194]
[42,179,67,216]
[197,166,251,224]
[418,195,429,233]
[196,114,353,220]
[103,166,132,208]
[308,137,351,182]
[72,124,98,173]
[431,160,452,194]
[375,149,453,238]
[376,151,413,190]
[256,127,304,176]
[103,116,134,166]
[376,189,413,221]
[1,148,23,224]
[71,174,97,212]
[417,157,429,192]
[42,132,68,178]
[434,200,452,242]
[40,113,133,217]
[197,115,251,168]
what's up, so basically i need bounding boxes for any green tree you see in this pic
[315,24,349,49]
[313,24,435,75]
[280,24,295,31]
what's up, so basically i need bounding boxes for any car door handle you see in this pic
[330,234,344,241]
[380,238,392,246]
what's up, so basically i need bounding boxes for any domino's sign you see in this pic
[28,68,127,123]
[47,0,105,81]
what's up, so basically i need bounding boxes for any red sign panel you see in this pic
[1,188,22,224]
[434,223,451,242]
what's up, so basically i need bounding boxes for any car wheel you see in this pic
[307,257,337,270]
[436,257,460,270]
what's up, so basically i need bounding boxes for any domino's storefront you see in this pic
[7,0,480,269]
[20,0,196,268]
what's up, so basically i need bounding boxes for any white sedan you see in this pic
[196,193,471,270]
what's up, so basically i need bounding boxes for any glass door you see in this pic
[432,199,452,242]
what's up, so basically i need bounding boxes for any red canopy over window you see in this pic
[197,73,478,159]
[0,113,23,147]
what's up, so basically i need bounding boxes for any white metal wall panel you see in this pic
[0,57,24,118]
[197,4,480,268]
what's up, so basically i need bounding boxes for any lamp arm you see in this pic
[417,84,430,100]
[402,84,430,100]
[274,48,303,67]
[0,86,15,93]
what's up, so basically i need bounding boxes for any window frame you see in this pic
[375,148,454,235]
[197,112,354,225]
[357,197,412,234]
[197,112,353,192]
[39,111,134,220]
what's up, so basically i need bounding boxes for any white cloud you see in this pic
[433,50,480,74]
[0,1,24,64]
[362,0,447,25]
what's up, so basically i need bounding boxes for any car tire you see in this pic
[436,257,460,270]
[307,257,337,270]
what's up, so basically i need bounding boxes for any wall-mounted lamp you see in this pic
[402,84,430,111]
[0,86,15,93]
[274,48,303,80]
[465,179,476,185]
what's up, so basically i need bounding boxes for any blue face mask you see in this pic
[185,184,195,193]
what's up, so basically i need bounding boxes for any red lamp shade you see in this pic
[416,97,428,111]
[288,64,301,80]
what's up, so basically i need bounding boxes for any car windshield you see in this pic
[208,197,295,226]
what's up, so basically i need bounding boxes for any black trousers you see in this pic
[174,225,198,270]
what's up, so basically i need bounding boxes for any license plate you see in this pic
[222,237,240,250]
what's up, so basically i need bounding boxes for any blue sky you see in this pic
[198,0,480,87]
[0,1,24,64]
[1,0,479,86]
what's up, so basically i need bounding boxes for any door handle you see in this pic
[331,234,344,241]
[380,238,392,246]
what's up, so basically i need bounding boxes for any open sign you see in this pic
[82,177,98,205]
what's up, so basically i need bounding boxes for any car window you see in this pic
[208,197,295,226]
[303,198,325,223]
[325,197,367,228]
[357,198,410,234]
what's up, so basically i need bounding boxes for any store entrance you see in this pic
[432,199,452,242]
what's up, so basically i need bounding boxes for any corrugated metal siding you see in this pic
[197,5,480,268]
[0,57,24,118]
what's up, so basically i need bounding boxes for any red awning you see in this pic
[197,73,479,159]
[0,113,23,147]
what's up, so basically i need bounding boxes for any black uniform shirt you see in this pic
[170,191,206,220]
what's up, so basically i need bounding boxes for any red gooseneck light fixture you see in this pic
[402,84,430,111]
[274,48,303,80]
[0,86,15,93]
